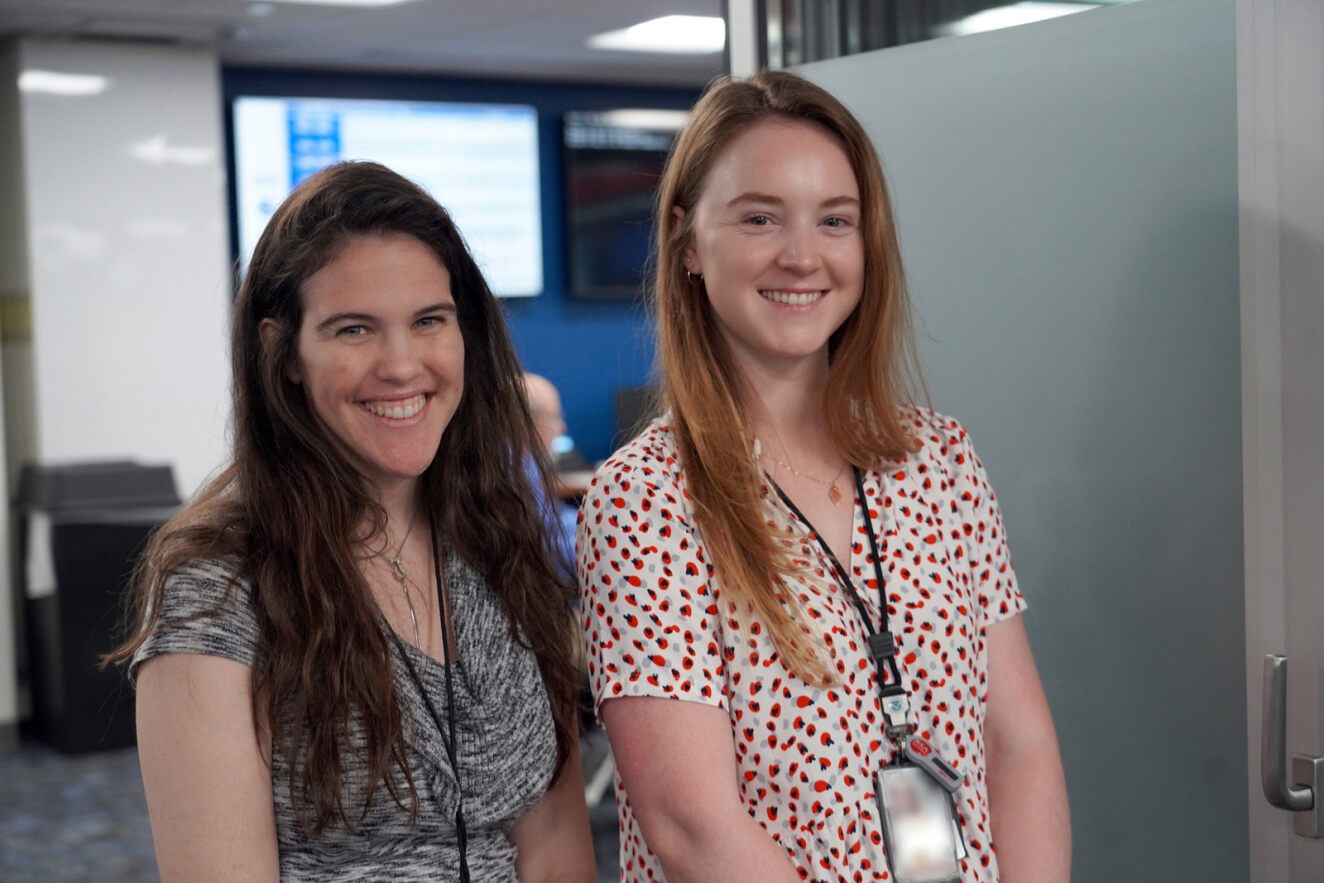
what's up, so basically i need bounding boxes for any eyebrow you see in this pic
[313,301,457,333]
[726,192,861,209]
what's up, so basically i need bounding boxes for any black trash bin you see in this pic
[17,461,180,753]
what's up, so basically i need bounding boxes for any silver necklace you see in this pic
[385,511,422,648]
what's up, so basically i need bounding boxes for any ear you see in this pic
[672,205,699,275]
[259,318,302,384]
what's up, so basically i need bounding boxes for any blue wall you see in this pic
[223,68,700,462]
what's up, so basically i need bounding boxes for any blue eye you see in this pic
[337,324,368,337]
[416,313,452,329]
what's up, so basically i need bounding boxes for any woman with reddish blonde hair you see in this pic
[578,71,1069,881]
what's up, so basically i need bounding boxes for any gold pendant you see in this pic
[829,483,843,505]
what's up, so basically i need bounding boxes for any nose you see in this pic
[373,328,424,383]
[777,224,821,274]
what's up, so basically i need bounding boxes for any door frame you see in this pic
[1238,0,1324,879]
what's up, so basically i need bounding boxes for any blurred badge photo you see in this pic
[876,763,966,883]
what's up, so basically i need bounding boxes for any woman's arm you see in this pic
[601,696,801,883]
[984,615,1071,881]
[135,652,279,882]
[510,741,596,882]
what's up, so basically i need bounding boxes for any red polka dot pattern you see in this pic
[577,409,1025,881]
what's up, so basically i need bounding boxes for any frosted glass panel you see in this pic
[802,0,1243,878]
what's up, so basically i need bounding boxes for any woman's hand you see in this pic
[984,615,1072,881]
[601,696,801,883]
[510,739,596,881]
[135,653,279,882]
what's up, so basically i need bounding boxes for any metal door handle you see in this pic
[1262,655,1313,811]
[1261,655,1324,837]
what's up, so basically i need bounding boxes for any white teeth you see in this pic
[365,395,425,419]
[761,290,824,306]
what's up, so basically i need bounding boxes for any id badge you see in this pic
[876,762,966,883]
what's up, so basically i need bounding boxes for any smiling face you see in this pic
[288,233,465,498]
[682,117,864,381]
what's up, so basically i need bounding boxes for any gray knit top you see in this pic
[132,555,557,881]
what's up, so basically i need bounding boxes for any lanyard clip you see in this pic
[871,630,911,740]
[880,687,912,740]
[867,630,897,663]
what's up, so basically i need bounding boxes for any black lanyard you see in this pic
[389,523,470,882]
[768,466,913,740]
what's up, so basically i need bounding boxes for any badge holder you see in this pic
[876,760,966,883]
[874,642,968,883]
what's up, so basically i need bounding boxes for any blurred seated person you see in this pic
[524,372,588,472]
[522,373,581,572]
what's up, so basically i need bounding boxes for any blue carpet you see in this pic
[0,736,620,882]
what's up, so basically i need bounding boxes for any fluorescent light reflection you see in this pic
[941,2,1101,37]
[130,134,215,166]
[588,15,725,55]
[19,70,108,96]
[595,109,691,132]
[253,0,417,7]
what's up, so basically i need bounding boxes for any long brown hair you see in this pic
[111,161,580,834]
[654,71,924,683]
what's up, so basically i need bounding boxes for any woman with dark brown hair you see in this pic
[113,161,593,880]
[578,71,1070,881]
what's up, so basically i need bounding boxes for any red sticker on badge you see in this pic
[909,738,931,756]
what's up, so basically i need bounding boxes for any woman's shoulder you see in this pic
[604,415,680,465]
[588,416,685,493]
[578,417,700,542]
[131,557,257,675]
[892,405,979,464]
[880,406,1004,507]
[898,404,966,439]
[165,557,249,601]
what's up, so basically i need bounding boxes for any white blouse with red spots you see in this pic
[578,409,1025,882]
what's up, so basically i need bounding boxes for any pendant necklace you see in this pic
[385,510,422,648]
[391,517,471,882]
[755,439,848,505]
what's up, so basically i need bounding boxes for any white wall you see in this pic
[0,38,232,730]
[16,38,231,496]
[802,0,1244,878]
[0,42,25,739]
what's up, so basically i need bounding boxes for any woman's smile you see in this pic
[759,289,826,307]
[682,116,864,378]
[361,393,428,421]
[292,233,465,494]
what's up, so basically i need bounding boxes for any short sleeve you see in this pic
[130,559,258,678]
[942,418,1026,629]
[576,429,728,714]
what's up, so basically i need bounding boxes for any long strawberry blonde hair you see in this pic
[654,71,924,683]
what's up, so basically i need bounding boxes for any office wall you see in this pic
[0,43,23,737]
[0,38,233,730]
[803,0,1244,879]
[5,39,232,496]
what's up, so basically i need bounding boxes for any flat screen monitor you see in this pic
[232,95,543,297]
[562,109,687,300]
